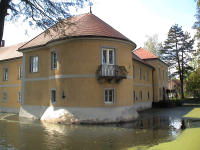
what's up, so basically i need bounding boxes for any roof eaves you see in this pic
[143,58,169,67]
[19,35,136,51]
[0,56,23,62]
[132,58,155,69]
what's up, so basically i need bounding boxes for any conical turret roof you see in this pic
[19,13,136,50]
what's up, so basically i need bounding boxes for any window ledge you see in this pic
[29,72,39,74]
[104,103,115,105]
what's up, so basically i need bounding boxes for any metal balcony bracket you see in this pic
[116,79,123,84]
[108,79,115,83]
[99,79,105,83]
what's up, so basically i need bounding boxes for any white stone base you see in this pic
[0,107,20,114]
[19,105,49,119]
[133,102,152,111]
[19,105,139,124]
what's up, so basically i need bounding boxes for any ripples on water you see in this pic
[0,107,200,150]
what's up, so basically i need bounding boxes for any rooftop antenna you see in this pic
[90,6,92,13]
[89,2,93,14]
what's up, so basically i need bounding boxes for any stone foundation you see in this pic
[0,107,20,114]
[133,102,152,111]
[19,105,139,124]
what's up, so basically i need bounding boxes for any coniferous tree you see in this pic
[160,24,195,99]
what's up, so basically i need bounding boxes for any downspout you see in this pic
[152,68,155,102]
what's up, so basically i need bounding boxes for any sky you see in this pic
[2,0,197,49]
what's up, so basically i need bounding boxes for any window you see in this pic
[139,67,142,80]
[19,66,22,79]
[102,48,115,65]
[163,70,164,81]
[3,92,7,102]
[146,70,149,81]
[30,56,38,73]
[51,89,56,104]
[159,68,161,80]
[104,89,115,104]
[51,50,58,69]
[139,91,142,100]
[3,67,8,81]
[147,91,150,100]
[17,92,21,101]
[133,91,135,101]
[166,71,168,83]
[133,65,135,78]
[159,88,161,97]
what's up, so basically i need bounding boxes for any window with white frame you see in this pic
[133,91,135,101]
[104,89,115,104]
[19,66,22,79]
[133,65,135,78]
[17,92,21,101]
[30,56,38,73]
[102,48,115,65]
[3,67,8,81]
[3,92,7,102]
[139,91,142,100]
[147,91,150,100]
[139,67,142,80]
[51,89,56,104]
[146,70,149,81]
[51,50,58,69]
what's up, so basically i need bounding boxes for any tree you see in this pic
[193,3,200,53]
[187,69,200,97]
[190,55,200,70]
[143,34,162,58]
[160,24,195,99]
[0,0,90,46]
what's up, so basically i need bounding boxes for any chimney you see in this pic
[1,40,5,47]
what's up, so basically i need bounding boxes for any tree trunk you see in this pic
[0,0,10,46]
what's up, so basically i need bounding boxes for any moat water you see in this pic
[0,105,200,150]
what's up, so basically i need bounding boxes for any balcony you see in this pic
[95,65,129,83]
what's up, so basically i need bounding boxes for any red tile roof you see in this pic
[19,13,136,50]
[171,79,181,86]
[133,47,158,59]
[0,42,25,61]
[132,52,154,68]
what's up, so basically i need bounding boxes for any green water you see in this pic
[0,106,200,150]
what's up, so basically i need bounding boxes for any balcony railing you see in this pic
[95,65,129,83]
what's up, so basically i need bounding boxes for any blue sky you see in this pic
[141,0,196,27]
[3,0,197,48]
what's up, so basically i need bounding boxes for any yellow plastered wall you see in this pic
[132,60,153,103]
[0,58,22,108]
[24,39,134,107]
[145,59,168,102]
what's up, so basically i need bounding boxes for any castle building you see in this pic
[0,13,168,123]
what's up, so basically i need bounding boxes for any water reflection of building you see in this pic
[0,113,195,150]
